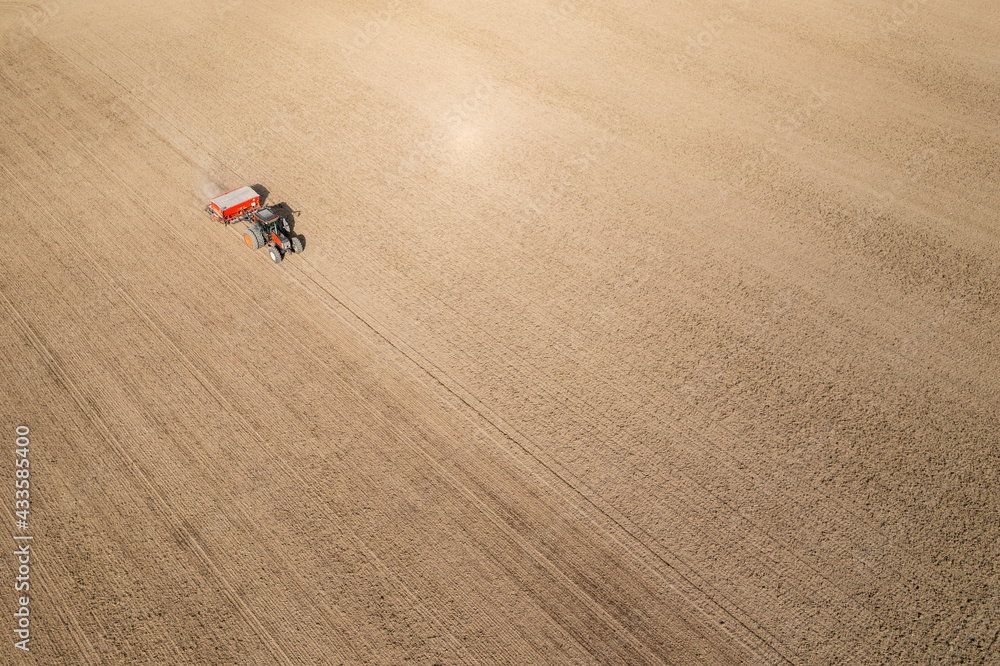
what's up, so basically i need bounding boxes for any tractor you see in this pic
[242,206,303,264]
[205,186,303,264]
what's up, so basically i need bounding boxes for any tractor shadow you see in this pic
[250,184,270,205]
[270,201,306,253]
[249,185,306,253]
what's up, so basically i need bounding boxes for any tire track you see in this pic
[0,127,457,664]
[0,51,483,665]
[314,154,990,623]
[24,33,765,664]
[283,257,809,665]
[5,7,989,658]
[19,37,752,664]
[0,286,296,666]
[31,21,918,664]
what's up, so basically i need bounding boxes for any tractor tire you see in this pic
[244,227,264,251]
[291,236,304,254]
[269,246,283,264]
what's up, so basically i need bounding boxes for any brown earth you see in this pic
[1,0,998,664]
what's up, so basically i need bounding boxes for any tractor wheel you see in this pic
[291,236,303,254]
[244,227,264,251]
[269,246,283,264]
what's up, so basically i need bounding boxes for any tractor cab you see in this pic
[252,207,288,234]
[253,207,277,224]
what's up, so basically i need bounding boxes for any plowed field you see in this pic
[1,0,998,663]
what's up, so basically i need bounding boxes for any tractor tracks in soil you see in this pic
[0,165,305,665]
[250,79,998,661]
[0,34,878,666]
[5,33,769,665]
[62,29,801,663]
[1,43,637,664]
[267,254,795,664]
[0,81,464,665]
[5,3,998,663]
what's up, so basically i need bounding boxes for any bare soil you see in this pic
[1,0,998,663]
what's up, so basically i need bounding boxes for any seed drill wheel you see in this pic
[244,227,264,251]
[269,246,283,264]
[291,236,303,254]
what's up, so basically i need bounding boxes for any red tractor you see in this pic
[206,186,303,264]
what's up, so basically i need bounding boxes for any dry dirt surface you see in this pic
[1,0,998,664]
